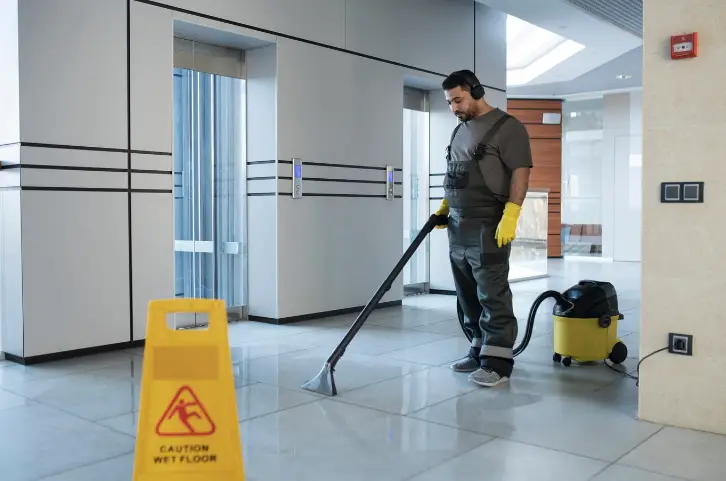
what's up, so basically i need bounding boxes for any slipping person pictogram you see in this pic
[155,385,216,436]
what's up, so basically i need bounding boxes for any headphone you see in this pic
[455,70,485,100]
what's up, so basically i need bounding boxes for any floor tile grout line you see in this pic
[23,395,139,440]
[400,436,499,481]
[404,411,633,465]
[595,425,700,481]
[32,450,135,481]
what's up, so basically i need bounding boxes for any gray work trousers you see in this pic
[448,214,517,377]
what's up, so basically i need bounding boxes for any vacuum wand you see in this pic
[302,213,448,396]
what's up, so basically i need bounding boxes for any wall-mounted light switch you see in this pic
[660,182,703,203]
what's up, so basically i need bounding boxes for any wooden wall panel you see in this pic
[507,98,563,258]
[524,124,562,139]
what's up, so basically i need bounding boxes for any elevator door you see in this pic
[173,67,247,327]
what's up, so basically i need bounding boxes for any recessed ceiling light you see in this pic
[616,74,632,79]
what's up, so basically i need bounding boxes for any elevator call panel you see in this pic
[292,158,303,198]
[386,165,394,200]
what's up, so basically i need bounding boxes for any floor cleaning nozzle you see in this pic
[301,214,447,396]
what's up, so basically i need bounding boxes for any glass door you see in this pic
[173,67,246,327]
[402,103,430,292]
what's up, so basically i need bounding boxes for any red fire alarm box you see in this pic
[671,33,698,59]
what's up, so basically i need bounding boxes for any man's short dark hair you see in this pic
[442,70,479,91]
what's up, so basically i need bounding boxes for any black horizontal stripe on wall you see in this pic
[19,186,172,193]
[429,173,445,177]
[134,0,507,94]
[247,160,277,165]
[278,160,403,172]
[430,184,444,188]
[278,175,402,185]
[13,164,171,174]
[247,176,277,181]
[279,192,403,198]
[247,192,277,196]
[430,196,444,200]
[0,164,20,170]
[21,142,172,156]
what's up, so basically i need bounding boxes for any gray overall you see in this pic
[444,113,517,377]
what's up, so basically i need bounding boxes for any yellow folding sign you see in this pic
[133,299,245,481]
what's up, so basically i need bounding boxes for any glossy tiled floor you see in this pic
[2,259,726,480]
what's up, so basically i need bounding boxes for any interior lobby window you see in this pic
[402,87,430,291]
[172,38,247,326]
[561,98,604,257]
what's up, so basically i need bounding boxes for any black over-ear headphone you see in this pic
[455,70,485,100]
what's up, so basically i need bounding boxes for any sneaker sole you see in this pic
[451,365,479,373]
[470,376,510,388]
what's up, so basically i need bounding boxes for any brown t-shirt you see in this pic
[449,108,533,202]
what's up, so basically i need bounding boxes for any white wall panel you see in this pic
[246,196,278,318]
[131,154,172,172]
[131,173,173,191]
[0,0,20,146]
[20,147,127,170]
[0,171,20,189]
[277,197,403,318]
[486,88,508,111]
[246,46,277,164]
[428,90,458,291]
[21,191,130,356]
[475,4,507,92]
[131,2,174,153]
[277,38,402,169]
[275,38,404,317]
[345,0,475,76]
[0,190,24,356]
[245,44,278,318]
[21,169,127,190]
[18,0,127,148]
[153,0,346,48]
[0,144,21,188]
[132,193,174,341]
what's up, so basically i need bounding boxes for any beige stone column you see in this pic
[640,0,726,434]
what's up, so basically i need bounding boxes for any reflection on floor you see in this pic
[1,259,725,480]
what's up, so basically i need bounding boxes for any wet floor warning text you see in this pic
[154,444,217,465]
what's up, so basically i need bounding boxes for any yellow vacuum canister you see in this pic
[551,280,627,367]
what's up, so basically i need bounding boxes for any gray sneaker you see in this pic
[451,347,480,373]
[469,367,509,387]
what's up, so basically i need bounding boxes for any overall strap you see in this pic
[445,122,465,161]
[473,112,513,206]
[474,113,512,161]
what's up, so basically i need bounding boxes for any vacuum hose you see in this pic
[513,290,571,357]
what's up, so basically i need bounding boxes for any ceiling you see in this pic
[477,0,643,96]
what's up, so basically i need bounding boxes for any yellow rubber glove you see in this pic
[495,202,521,248]
[434,198,449,229]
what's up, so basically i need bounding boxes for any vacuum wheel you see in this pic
[553,353,562,363]
[608,341,628,364]
[562,357,572,367]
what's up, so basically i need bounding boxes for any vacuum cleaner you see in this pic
[302,214,628,397]
[457,280,628,367]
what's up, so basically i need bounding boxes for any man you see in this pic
[435,70,532,387]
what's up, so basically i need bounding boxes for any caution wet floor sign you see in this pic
[132,299,245,480]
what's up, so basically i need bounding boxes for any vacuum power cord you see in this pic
[605,346,668,386]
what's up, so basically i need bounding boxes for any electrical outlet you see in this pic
[668,333,693,356]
